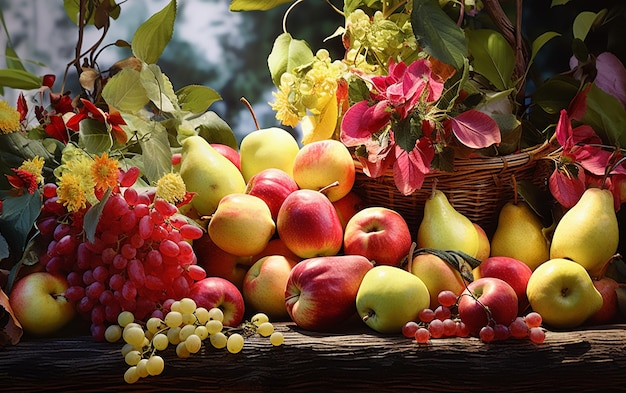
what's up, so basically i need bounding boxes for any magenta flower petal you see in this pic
[340,100,391,147]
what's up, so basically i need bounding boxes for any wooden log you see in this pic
[1,323,626,392]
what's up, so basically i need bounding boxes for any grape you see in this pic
[146,355,165,376]
[167,327,182,345]
[418,308,435,323]
[269,332,284,346]
[105,324,123,342]
[434,305,452,321]
[124,366,140,384]
[121,343,136,357]
[437,290,458,308]
[524,312,543,328]
[123,326,146,347]
[455,321,470,338]
[257,322,275,337]
[509,317,529,339]
[209,308,225,322]
[529,327,546,344]
[165,311,183,328]
[43,183,58,198]
[176,341,191,358]
[479,326,495,342]
[184,334,202,353]
[179,324,196,341]
[493,324,511,341]
[125,350,142,366]
[206,319,223,335]
[414,327,431,344]
[178,298,197,314]
[154,199,177,218]
[136,358,150,378]
[402,321,419,339]
[428,319,444,338]
[442,319,457,337]
[195,307,210,325]
[152,333,169,351]
[209,332,228,349]
[195,325,209,340]
[146,317,164,334]
[227,333,245,354]
[179,224,203,240]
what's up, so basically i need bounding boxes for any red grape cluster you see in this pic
[402,290,546,345]
[36,172,206,341]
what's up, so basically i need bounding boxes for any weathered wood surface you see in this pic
[1,323,626,392]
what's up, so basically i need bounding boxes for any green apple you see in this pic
[356,265,430,334]
[208,193,276,257]
[526,258,603,329]
[9,272,76,337]
[239,127,301,182]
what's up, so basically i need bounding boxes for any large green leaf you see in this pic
[0,190,41,254]
[140,64,179,112]
[138,122,173,184]
[531,75,578,115]
[267,32,314,86]
[551,0,572,6]
[0,69,42,90]
[84,188,111,244]
[582,84,626,147]
[229,0,294,11]
[530,31,561,64]
[132,0,176,64]
[573,11,599,41]
[102,68,150,113]
[411,0,466,70]
[79,118,113,153]
[63,0,121,26]
[176,85,222,114]
[194,111,238,149]
[466,29,514,91]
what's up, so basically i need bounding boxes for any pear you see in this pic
[490,201,550,270]
[550,187,619,276]
[179,135,246,216]
[417,190,479,257]
[239,127,301,182]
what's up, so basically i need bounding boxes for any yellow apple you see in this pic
[409,252,466,309]
[239,127,300,182]
[9,272,76,337]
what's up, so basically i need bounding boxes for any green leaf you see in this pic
[79,118,113,153]
[531,75,579,115]
[573,11,599,41]
[466,29,514,91]
[0,69,42,90]
[530,31,561,64]
[194,111,238,149]
[102,67,150,113]
[267,32,314,86]
[229,0,294,11]
[551,0,572,6]
[140,64,179,112]
[63,0,120,26]
[581,84,626,147]
[411,0,466,70]
[0,233,8,261]
[132,0,176,64]
[0,190,41,254]
[84,188,111,244]
[138,123,173,184]
[176,85,222,114]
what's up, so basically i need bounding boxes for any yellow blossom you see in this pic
[0,100,20,134]
[156,172,187,204]
[18,156,45,185]
[57,172,88,212]
[92,153,119,191]
[61,155,97,205]
[270,80,301,128]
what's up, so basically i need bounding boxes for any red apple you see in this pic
[457,277,518,336]
[277,189,344,259]
[285,255,374,331]
[193,233,252,290]
[586,276,620,325]
[343,207,412,267]
[211,143,241,172]
[243,255,299,320]
[292,139,355,202]
[9,272,76,337]
[332,191,363,230]
[188,277,245,327]
[245,168,299,221]
[473,256,532,313]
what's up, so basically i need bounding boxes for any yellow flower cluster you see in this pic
[18,156,45,186]
[0,100,20,134]
[156,172,187,204]
[270,49,346,128]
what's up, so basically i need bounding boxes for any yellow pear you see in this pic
[490,201,550,270]
[550,187,619,276]
[179,135,246,216]
[239,127,301,182]
[417,190,479,257]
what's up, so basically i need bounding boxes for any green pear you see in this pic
[356,265,430,334]
[417,190,479,257]
[179,135,246,216]
[239,127,301,182]
[490,201,550,270]
[526,258,603,329]
[550,188,619,276]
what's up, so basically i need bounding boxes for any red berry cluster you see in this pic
[402,290,546,344]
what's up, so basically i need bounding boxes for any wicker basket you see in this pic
[352,142,557,237]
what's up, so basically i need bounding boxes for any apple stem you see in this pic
[240,97,261,131]
[362,310,375,322]
[319,181,340,194]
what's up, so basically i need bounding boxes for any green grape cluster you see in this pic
[105,298,284,384]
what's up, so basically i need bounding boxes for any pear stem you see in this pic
[240,97,261,131]
[511,174,518,205]
[430,178,438,199]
